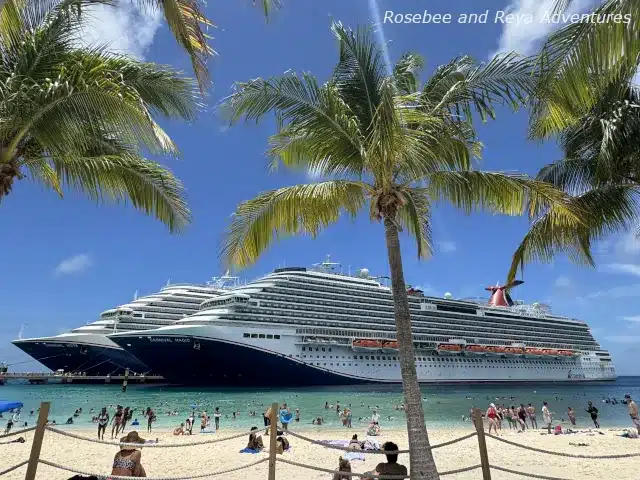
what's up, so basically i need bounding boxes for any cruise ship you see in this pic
[108,258,616,386]
[12,277,237,376]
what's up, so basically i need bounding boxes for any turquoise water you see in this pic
[1,378,639,431]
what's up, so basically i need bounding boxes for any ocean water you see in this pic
[1,377,639,431]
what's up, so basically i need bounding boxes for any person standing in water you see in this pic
[97,407,109,440]
[146,407,155,433]
[214,407,221,431]
[527,404,537,429]
[486,403,499,435]
[586,401,599,428]
[567,407,576,425]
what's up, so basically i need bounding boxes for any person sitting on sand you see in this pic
[275,435,289,454]
[173,423,185,436]
[332,457,352,480]
[348,434,362,450]
[247,426,264,451]
[111,431,146,478]
[374,441,408,479]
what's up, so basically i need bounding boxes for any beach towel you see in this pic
[322,440,350,447]
[239,448,260,454]
[344,452,365,462]
[363,438,380,451]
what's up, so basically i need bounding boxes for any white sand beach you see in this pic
[1,424,639,479]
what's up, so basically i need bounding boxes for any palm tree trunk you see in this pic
[383,216,440,480]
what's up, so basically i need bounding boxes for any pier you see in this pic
[0,372,165,385]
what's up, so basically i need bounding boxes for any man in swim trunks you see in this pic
[527,404,537,429]
[625,395,640,434]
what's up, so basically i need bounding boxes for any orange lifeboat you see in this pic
[437,344,463,355]
[495,346,507,354]
[352,339,383,351]
[504,347,524,355]
[525,348,544,357]
[382,341,399,352]
[485,346,500,355]
[465,345,486,355]
[558,350,574,357]
[542,349,559,356]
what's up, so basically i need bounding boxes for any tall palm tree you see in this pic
[220,22,582,479]
[0,0,198,232]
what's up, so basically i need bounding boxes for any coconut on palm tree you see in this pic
[220,22,582,479]
[0,0,198,231]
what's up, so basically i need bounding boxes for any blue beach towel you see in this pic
[344,452,365,462]
[239,448,260,454]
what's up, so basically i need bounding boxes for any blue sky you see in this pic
[3,0,640,375]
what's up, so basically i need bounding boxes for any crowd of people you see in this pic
[481,394,640,436]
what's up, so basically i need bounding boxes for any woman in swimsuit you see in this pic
[111,431,146,477]
[111,406,123,439]
[518,404,528,431]
[97,407,109,440]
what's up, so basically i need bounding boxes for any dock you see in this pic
[0,372,165,385]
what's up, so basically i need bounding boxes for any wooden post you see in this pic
[25,401,50,480]
[267,402,278,480]
[473,408,491,480]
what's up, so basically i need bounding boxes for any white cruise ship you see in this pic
[108,258,616,386]
[12,276,238,376]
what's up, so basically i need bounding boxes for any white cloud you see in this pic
[492,0,597,56]
[622,316,640,323]
[600,263,640,277]
[437,241,457,254]
[55,254,93,276]
[78,2,163,59]
[604,335,640,344]
[554,275,571,287]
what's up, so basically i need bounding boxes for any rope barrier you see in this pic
[491,464,572,480]
[0,460,28,477]
[38,457,269,479]
[277,457,481,479]
[0,426,36,439]
[45,426,250,448]
[487,434,640,459]
[285,430,477,454]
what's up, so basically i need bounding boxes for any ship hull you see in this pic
[109,325,617,386]
[12,336,149,376]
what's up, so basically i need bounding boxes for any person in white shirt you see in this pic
[371,409,380,425]
[542,402,552,434]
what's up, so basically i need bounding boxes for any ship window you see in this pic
[393,357,396,360]
[316,348,319,351]
[243,333,250,338]
[259,334,266,338]
[365,356,369,360]
[322,348,326,352]
[267,334,273,339]
[302,347,305,351]
[251,334,258,338]
[329,348,332,352]
[274,335,280,339]
[376,356,381,360]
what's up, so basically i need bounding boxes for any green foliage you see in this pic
[220,22,582,270]
[0,0,199,232]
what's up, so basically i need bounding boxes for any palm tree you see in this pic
[220,22,582,479]
[0,0,198,232]
[506,0,640,280]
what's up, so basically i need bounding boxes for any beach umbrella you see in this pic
[0,401,23,413]
[190,404,197,409]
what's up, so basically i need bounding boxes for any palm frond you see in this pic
[426,170,583,223]
[507,184,640,282]
[397,187,433,259]
[221,181,368,269]
[393,53,424,96]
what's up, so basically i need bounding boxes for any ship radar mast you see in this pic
[313,254,341,272]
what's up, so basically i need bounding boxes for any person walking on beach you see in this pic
[97,407,109,440]
[542,402,553,434]
[527,404,537,429]
[567,407,576,426]
[111,405,123,439]
[586,401,599,428]
[145,407,155,433]
[121,407,131,433]
[486,403,499,435]
[517,404,528,431]
[625,395,640,434]
[214,407,221,431]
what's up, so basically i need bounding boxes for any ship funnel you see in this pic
[485,280,524,307]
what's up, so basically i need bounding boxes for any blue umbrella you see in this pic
[190,404,197,409]
[0,401,23,414]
